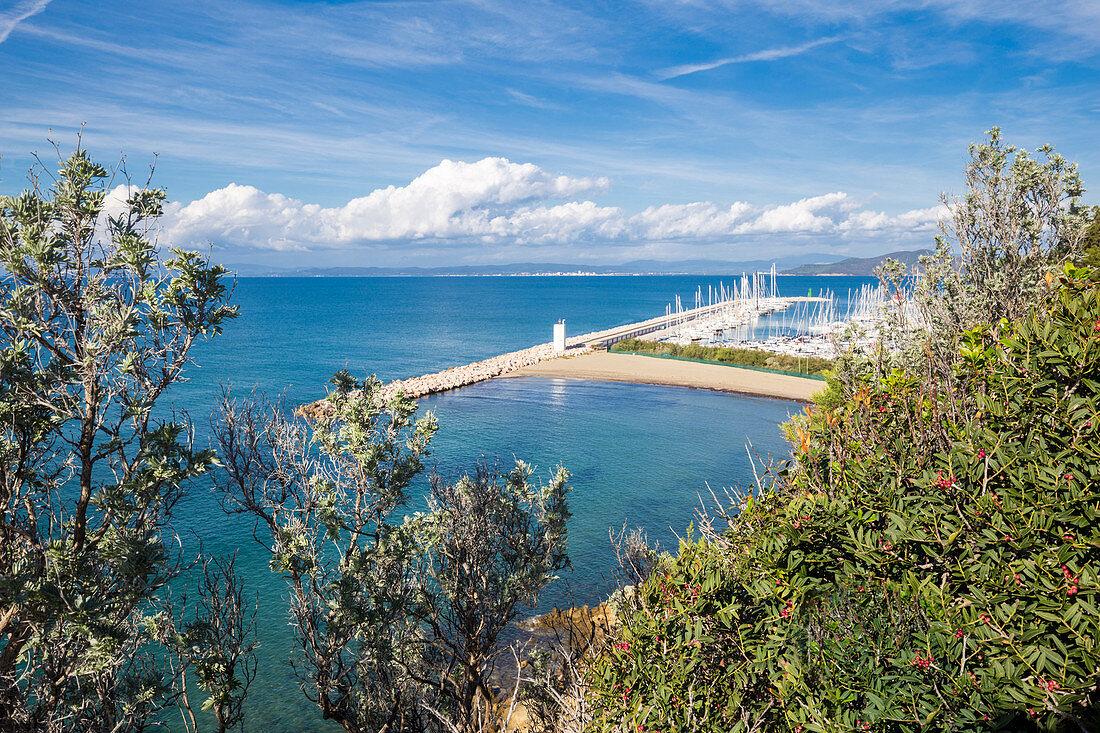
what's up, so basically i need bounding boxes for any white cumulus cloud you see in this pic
[163,157,611,250]
[838,204,949,232]
[156,157,946,253]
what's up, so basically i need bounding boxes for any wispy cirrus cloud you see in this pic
[3,0,1097,268]
[656,37,842,80]
[0,0,50,44]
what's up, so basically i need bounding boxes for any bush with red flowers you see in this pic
[587,267,1099,732]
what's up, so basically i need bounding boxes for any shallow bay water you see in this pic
[165,274,870,730]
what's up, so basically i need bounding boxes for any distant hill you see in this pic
[782,250,932,276]
[225,254,846,277]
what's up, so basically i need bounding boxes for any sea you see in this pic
[166,273,875,731]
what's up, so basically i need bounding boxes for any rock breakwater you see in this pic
[380,340,592,401]
[297,337,592,419]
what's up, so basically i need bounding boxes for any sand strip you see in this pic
[501,350,822,402]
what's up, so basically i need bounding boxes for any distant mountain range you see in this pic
[223,255,847,277]
[781,249,932,276]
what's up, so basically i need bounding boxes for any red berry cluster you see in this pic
[1062,565,1079,596]
[912,652,934,670]
[1037,678,1060,693]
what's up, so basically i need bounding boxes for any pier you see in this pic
[297,269,842,417]
[297,290,827,413]
[578,296,826,348]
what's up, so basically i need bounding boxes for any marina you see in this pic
[300,268,905,412]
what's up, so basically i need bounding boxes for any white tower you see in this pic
[553,319,567,353]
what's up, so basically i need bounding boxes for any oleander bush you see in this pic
[610,338,833,376]
[587,267,1099,732]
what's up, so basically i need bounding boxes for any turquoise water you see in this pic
[167,274,872,731]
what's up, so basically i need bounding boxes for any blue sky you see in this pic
[1,0,1097,267]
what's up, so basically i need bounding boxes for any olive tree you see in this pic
[406,464,570,732]
[214,375,438,732]
[915,127,1088,379]
[213,375,571,733]
[0,144,238,731]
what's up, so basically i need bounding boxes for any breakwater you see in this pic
[298,290,828,417]
[371,297,795,402]
[298,305,750,415]
[377,339,592,400]
[298,337,592,418]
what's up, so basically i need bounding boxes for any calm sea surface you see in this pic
[168,274,873,731]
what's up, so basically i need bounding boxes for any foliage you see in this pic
[1077,207,1100,271]
[610,338,832,376]
[908,128,1087,388]
[152,554,259,733]
[213,375,571,733]
[0,144,238,731]
[587,267,1099,732]
[213,375,435,732]
[407,463,571,730]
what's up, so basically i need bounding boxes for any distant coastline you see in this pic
[225,255,842,278]
[225,251,927,278]
[237,271,655,277]
[234,270,883,278]
[780,249,932,276]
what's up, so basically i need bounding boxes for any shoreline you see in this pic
[501,350,822,403]
[297,298,830,418]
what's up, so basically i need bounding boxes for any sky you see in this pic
[1,0,1098,268]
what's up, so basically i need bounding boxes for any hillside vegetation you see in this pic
[590,268,1099,732]
[782,249,932,276]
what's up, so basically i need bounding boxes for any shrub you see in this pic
[0,145,239,731]
[213,376,571,732]
[587,267,1099,732]
[610,339,832,376]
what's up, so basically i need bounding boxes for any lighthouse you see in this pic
[553,319,566,353]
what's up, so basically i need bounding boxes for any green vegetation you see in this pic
[610,338,833,376]
[590,267,1099,732]
[588,130,1098,732]
[213,375,571,732]
[1079,207,1100,270]
[0,147,241,729]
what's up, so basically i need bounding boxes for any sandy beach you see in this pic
[502,351,823,402]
